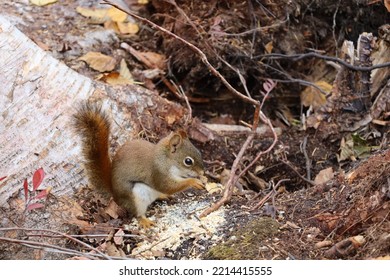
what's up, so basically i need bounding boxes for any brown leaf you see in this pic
[314,167,334,185]
[114,229,125,245]
[104,200,121,219]
[264,41,273,54]
[106,241,126,257]
[127,46,166,70]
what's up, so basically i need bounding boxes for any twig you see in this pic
[257,52,390,72]
[332,0,341,56]
[165,0,206,39]
[200,133,255,217]
[0,227,112,260]
[280,159,316,186]
[211,20,287,37]
[260,62,330,96]
[0,236,102,259]
[170,80,193,125]
[200,81,278,218]
[250,179,289,211]
[300,136,312,182]
[0,236,132,259]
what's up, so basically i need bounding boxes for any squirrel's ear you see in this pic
[168,132,184,153]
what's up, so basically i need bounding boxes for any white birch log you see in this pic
[0,15,185,214]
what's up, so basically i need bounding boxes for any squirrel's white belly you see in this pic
[132,182,164,216]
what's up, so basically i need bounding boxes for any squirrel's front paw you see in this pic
[192,178,205,190]
[138,216,155,229]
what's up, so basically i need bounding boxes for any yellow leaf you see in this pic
[301,80,332,109]
[117,22,140,34]
[78,52,116,72]
[30,0,57,6]
[205,182,224,194]
[76,7,109,24]
[104,20,120,33]
[138,0,149,4]
[107,7,128,22]
[119,59,133,81]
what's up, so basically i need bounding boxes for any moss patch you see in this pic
[205,217,279,260]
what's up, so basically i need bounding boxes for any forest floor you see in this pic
[0,0,389,260]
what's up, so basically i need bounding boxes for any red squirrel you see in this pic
[74,103,205,228]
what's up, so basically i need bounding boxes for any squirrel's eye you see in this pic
[183,157,194,167]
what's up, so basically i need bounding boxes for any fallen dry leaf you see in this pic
[314,167,334,185]
[205,182,224,194]
[114,229,125,245]
[107,7,127,22]
[104,20,120,33]
[79,52,116,72]
[30,0,58,6]
[117,22,140,34]
[77,6,137,34]
[105,241,126,257]
[76,7,109,24]
[104,199,120,219]
[127,47,166,70]
[264,41,273,54]
[99,59,139,85]
[301,80,332,109]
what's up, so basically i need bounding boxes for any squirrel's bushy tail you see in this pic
[73,103,112,193]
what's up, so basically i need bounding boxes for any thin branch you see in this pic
[260,62,331,96]
[200,133,255,217]
[200,81,277,217]
[210,19,288,37]
[300,136,312,182]
[258,52,390,72]
[250,179,289,211]
[0,236,101,259]
[280,159,316,186]
[332,0,342,56]
[0,227,112,260]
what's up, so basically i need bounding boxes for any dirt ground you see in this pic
[0,0,389,260]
